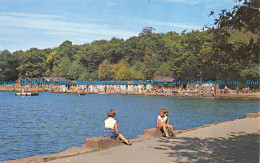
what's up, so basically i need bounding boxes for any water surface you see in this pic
[0,91,259,161]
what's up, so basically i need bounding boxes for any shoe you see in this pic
[168,132,175,138]
[127,140,132,145]
[166,134,170,139]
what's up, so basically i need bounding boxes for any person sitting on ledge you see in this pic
[164,108,175,136]
[104,109,132,145]
[156,109,170,138]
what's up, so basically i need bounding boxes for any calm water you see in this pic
[0,91,259,161]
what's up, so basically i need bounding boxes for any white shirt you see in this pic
[157,115,167,124]
[104,117,117,129]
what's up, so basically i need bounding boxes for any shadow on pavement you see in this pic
[155,132,259,163]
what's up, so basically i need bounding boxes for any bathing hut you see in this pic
[42,77,68,92]
[152,76,176,90]
[126,81,135,94]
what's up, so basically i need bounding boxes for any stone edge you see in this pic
[1,111,259,163]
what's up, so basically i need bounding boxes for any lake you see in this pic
[0,91,259,161]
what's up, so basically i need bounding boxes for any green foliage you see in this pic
[0,50,18,80]
[79,71,90,81]
[180,30,213,80]
[240,63,260,89]
[155,62,174,77]
[52,57,71,78]
[210,0,259,34]
[47,51,56,64]
[98,59,145,80]
[143,53,161,79]
[98,59,114,80]
[240,63,260,80]
[89,70,98,80]
[139,27,156,36]
[3,1,258,89]
[131,61,146,78]
[58,41,76,59]
[16,48,47,78]
[68,60,85,79]
[105,38,125,64]
[112,59,132,80]
[206,0,259,85]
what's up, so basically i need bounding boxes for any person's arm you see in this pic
[114,122,119,135]
[157,117,162,125]
[166,117,169,124]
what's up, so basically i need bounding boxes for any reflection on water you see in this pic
[0,91,259,161]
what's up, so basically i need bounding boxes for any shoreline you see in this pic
[54,116,259,163]
[1,111,259,163]
[1,90,260,99]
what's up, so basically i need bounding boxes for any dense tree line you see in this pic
[0,0,259,88]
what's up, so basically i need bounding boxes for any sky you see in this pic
[0,0,238,52]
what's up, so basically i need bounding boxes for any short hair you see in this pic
[160,109,166,113]
[165,108,169,113]
[107,109,116,117]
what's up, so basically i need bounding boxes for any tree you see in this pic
[209,0,259,34]
[131,61,146,79]
[139,27,156,36]
[154,62,174,77]
[57,40,76,59]
[180,30,213,81]
[207,0,259,86]
[143,53,161,79]
[0,50,18,80]
[16,48,47,78]
[112,60,132,80]
[51,41,76,76]
[46,50,56,71]
[68,60,86,79]
[84,40,106,72]
[98,59,114,80]
[52,57,71,78]
[105,38,125,64]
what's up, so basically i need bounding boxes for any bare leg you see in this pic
[162,124,168,135]
[159,124,167,135]
[118,133,131,145]
[169,125,174,133]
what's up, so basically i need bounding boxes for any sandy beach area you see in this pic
[48,117,259,163]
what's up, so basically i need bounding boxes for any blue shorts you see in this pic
[104,128,118,138]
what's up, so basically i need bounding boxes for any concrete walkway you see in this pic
[49,117,259,163]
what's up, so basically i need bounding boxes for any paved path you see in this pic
[49,117,259,163]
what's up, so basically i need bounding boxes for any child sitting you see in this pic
[164,108,174,136]
[156,109,170,138]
